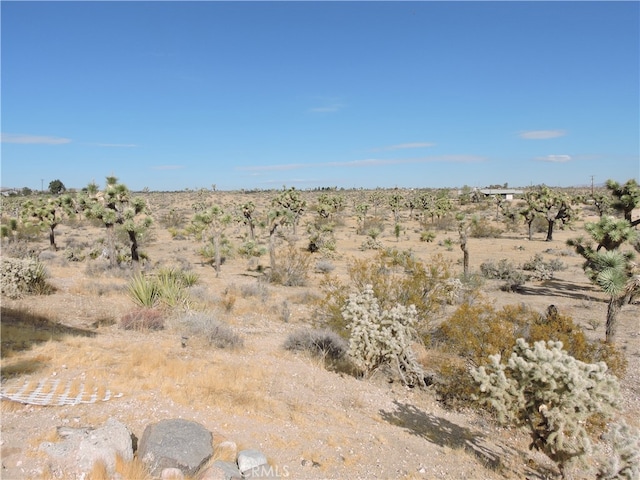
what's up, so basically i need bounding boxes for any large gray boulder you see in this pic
[39,417,134,478]
[138,419,213,477]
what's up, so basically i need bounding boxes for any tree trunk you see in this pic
[605,294,627,343]
[545,219,554,241]
[527,220,534,241]
[214,234,221,278]
[128,230,139,263]
[106,224,117,268]
[49,226,57,251]
[269,229,277,272]
[460,241,469,277]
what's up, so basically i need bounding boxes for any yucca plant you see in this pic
[127,274,159,308]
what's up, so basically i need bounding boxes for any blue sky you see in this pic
[2,1,639,192]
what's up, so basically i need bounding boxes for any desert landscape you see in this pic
[1,184,638,480]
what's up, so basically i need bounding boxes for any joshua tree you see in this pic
[388,191,404,224]
[606,178,640,225]
[190,204,231,277]
[239,201,257,240]
[266,206,294,272]
[22,194,75,250]
[273,186,306,236]
[79,176,152,267]
[457,213,471,277]
[524,185,577,241]
[568,215,639,343]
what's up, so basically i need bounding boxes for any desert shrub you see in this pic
[469,217,503,238]
[157,267,199,288]
[159,208,186,229]
[180,312,243,349]
[1,240,39,260]
[307,222,336,254]
[237,240,266,259]
[480,258,526,291]
[267,244,312,286]
[315,259,335,274]
[359,237,383,251]
[1,257,53,299]
[64,247,86,262]
[419,230,436,242]
[357,216,385,236]
[438,237,455,251]
[239,280,270,301]
[596,421,640,480]
[283,327,348,361]
[472,339,621,478]
[434,302,626,406]
[317,249,455,338]
[120,308,165,331]
[438,302,532,366]
[522,253,566,280]
[432,214,457,231]
[343,285,425,387]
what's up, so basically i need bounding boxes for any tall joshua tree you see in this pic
[525,185,577,241]
[190,204,231,277]
[79,176,152,267]
[568,215,639,343]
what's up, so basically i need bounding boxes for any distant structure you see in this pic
[477,188,524,201]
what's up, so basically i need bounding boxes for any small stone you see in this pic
[162,467,185,479]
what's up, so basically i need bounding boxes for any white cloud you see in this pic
[237,155,485,172]
[518,130,566,140]
[536,154,572,163]
[1,133,71,145]
[152,165,185,170]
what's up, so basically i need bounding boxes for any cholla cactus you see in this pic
[343,285,425,387]
[597,421,640,480]
[471,339,620,478]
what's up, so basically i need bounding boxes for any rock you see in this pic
[138,419,213,477]
[161,467,185,479]
[39,418,133,478]
[237,449,268,475]
[197,460,243,480]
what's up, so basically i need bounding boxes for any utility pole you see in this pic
[590,175,594,196]
[41,179,44,194]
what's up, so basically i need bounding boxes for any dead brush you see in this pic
[177,312,243,349]
[119,308,165,331]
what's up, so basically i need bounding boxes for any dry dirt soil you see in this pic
[1,191,638,480]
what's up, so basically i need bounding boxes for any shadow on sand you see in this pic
[379,400,558,479]
[1,307,96,378]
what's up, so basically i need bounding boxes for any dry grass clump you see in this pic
[238,280,270,300]
[178,312,244,349]
[283,327,347,361]
[267,244,312,286]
